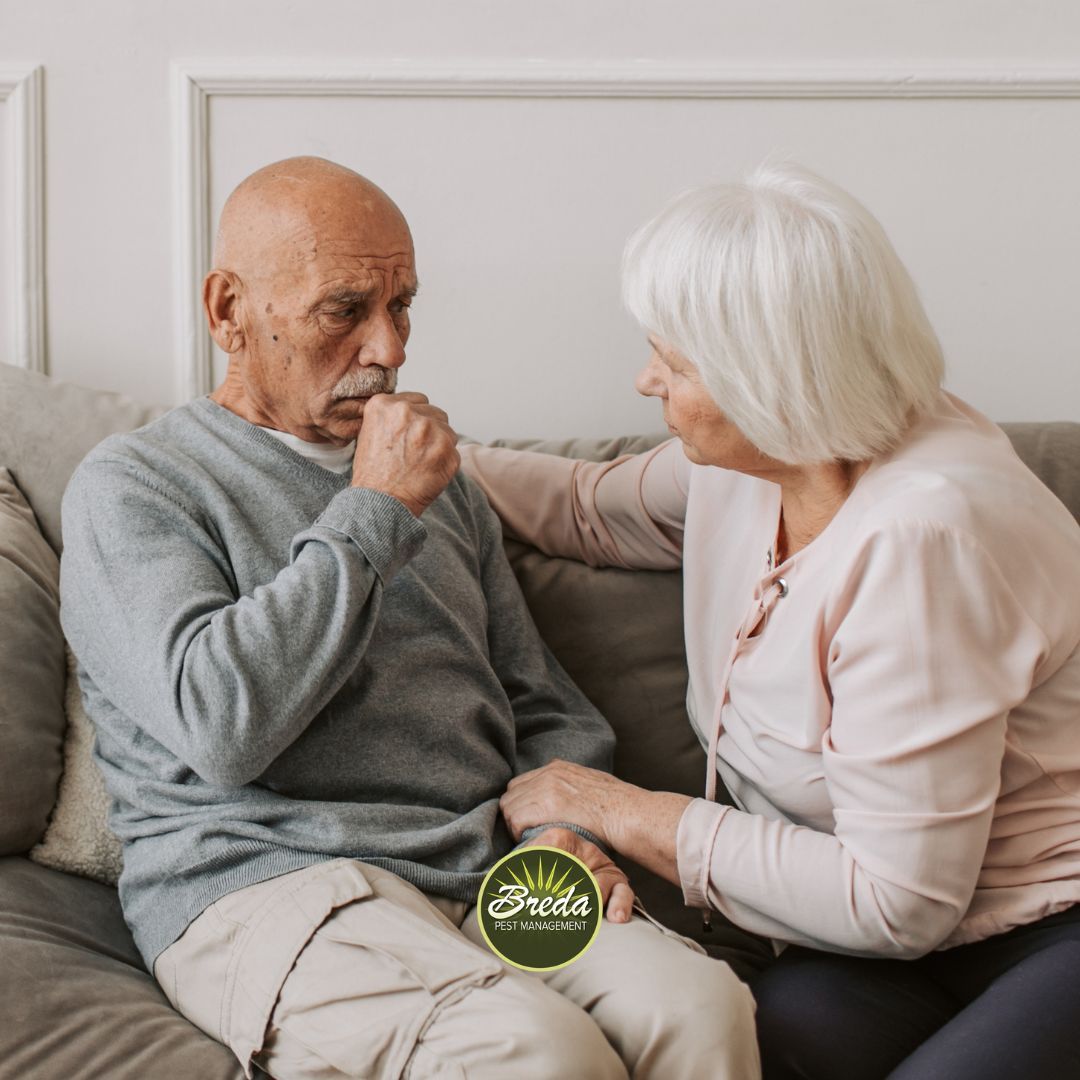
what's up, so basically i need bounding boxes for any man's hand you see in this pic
[501,759,638,849]
[351,392,460,517]
[520,826,635,924]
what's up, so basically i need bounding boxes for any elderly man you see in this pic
[58,157,757,1079]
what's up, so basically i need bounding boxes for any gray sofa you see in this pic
[1,359,1078,1078]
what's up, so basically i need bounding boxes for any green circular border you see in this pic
[476,845,604,972]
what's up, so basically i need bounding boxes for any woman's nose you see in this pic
[635,359,665,399]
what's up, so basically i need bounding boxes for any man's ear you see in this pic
[203,270,245,354]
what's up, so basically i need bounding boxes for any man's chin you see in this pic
[319,411,364,443]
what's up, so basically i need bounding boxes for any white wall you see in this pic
[2,0,1079,439]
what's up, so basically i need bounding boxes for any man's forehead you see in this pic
[303,261,418,300]
[272,229,414,281]
[298,215,414,263]
[237,186,417,297]
[305,237,413,261]
[250,192,412,267]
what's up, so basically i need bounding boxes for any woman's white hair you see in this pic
[622,162,945,465]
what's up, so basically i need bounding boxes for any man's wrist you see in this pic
[519,822,611,857]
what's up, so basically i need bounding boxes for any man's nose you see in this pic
[360,312,406,369]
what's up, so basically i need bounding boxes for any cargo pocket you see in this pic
[220,858,379,1078]
[253,864,505,1080]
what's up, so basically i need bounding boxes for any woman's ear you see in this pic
[203,270,245,354]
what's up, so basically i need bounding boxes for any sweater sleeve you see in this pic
[676,521,1048,958]
[458,439,689,570]
[59,457,426,788]
[460,476,615,779]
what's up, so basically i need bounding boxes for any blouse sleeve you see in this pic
[676,520,1049,958]
[457,438,690,570]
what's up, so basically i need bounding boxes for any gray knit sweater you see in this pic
[58,396,613,970]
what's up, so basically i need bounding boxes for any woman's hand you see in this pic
[505,763,696,891]
[500,760,640,849]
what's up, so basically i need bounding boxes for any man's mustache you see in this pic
[331,367,398,399]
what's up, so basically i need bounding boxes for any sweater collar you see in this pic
[191,396,351,487]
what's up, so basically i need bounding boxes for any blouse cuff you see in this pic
[676,797,729,909]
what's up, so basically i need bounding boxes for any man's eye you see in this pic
[390,300,412,316]
[331,307,356,320]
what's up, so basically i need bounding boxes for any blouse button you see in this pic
[776,577,789,598]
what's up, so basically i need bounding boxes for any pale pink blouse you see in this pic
[460,393,1080,957]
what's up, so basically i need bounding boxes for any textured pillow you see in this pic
[0,362,167,555]
[0,468,65,854]
[29,645,123,886]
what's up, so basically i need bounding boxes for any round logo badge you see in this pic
[477,845,603,971]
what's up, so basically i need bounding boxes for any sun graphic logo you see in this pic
[477,845,603,971]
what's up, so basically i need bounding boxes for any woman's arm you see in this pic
[458,438,689,569]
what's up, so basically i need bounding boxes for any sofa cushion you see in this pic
[0,855,245,1078]
[0,468,65,855]
[507,543,700,796]
[29,644,124,885]
[0,363,167,555]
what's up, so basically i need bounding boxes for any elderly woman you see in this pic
[459,163,1080,1079]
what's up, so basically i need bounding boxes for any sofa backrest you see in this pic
[999,422,1080,525]
[492,425,1080,526]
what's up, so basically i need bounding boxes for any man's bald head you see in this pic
[205,156,418,444]
[212,156,411,277]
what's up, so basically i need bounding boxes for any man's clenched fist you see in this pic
[351,392,460,517]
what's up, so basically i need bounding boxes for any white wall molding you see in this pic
[0,65,46,374]
[173,63,212,404]
[173,60,1080,401]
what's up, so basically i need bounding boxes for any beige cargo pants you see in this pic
[153,857,759,1079]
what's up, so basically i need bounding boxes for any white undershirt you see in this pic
[257,426,356,476]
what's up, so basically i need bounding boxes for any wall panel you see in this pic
[190,69,1080,438]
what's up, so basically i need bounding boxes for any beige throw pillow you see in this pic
[29,645,123,886]
[0,467,66,854]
